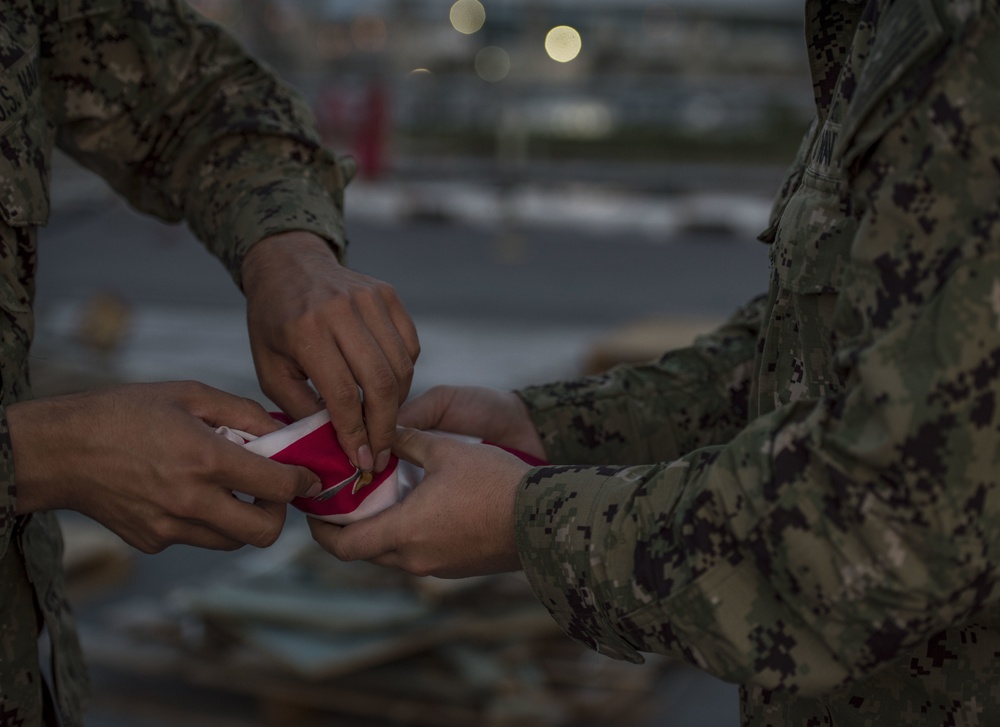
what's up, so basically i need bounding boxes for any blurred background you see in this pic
[34,1,815,725]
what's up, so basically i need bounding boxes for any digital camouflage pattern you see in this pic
[516,1,1000,725]
[0,2,352,724]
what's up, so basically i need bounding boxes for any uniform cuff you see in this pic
[192,142,356,290]
[515,464,645,663]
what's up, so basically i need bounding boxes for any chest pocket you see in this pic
[755,130,857,412]
[769,122,856,298]
[0,27,50,228]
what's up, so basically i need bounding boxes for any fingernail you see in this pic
[306,481,323,498]
[375,449,391,472]
[357,444,374,472]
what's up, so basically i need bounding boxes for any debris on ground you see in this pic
[80,532,671,727]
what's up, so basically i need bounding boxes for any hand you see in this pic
[8,381,323,554]
[308,427,530,578]
[399,385,546,461]
[242,231,420,475]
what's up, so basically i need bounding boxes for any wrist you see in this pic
[8,398,60,514]
[242,231,340,293]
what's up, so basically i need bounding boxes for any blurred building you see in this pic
[189,0,814,170]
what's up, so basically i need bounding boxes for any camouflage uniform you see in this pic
[516,1,1000,724]
[0,2,351,725]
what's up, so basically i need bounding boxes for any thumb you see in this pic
[397,389,449,430]
[290,463,325,499]
[391,426,439,468]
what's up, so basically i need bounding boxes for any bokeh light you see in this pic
[544,25,582,63]
[450,0,486,35]
[475,46,511,82]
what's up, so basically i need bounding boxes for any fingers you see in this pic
[129,499,284,554]
[254,355,325,422]
[179,381,286,437]
[149,444,317,551]
[390,426,437,469]
[296,300,416,473]
[396,386,539,456]
[169,381,323,505]
[328,287,417,470]
[192,489,288,548]
[308,509,402,564]
[306,329,381,471]
[13,380,324,554]
[109,488,284,554]
[130,520,244,554]
[252,278,418,474]
[157,471,300,550]
[388,294,421,366]
[397,386,456,430]
[209,436,322,503]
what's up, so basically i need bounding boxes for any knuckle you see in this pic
[327,381,362,407]
[328,540,354,562]
[145,521,174,552]
[354,283,382,305]
[275,478,304,503]
[241,397,269,418]
[366,366,399,399]
[373,279,398,298]
[403,556,436,579]
[138,541,165,555]
[194,443,225,475]
[292,307,327,335]
[396,356,415,383]
[317,290,354,319]
[250,521,283,548]
[394,426,416,448]
[166,487,202,520]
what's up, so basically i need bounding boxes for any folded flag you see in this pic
[216,410,545,524]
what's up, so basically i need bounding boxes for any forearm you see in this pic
[41,0,353,286]
[518,295,765,465]
[517,349,1000,697]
